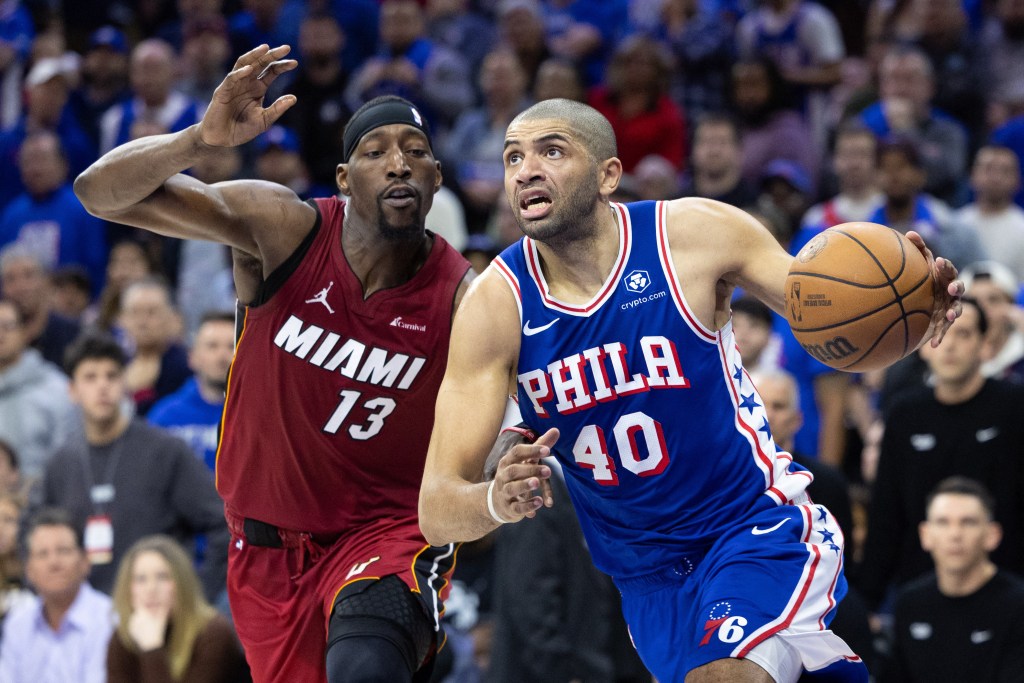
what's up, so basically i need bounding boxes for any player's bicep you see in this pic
[428,269,521,482]
[715,202,794,315]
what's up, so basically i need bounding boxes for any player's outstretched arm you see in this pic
[904,230,964,348]
[419,268,556,546]
[74,44,308,262]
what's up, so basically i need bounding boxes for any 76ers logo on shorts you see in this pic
[623,270,650,294]
[700,601,748,646]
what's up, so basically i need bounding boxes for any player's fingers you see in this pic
[255,58,297,82]
[508,495,544,518]
[501,462,550,483]
[539,476,554,507]
[264,94,297,125]
[534,427,559,448]
[502,441,551,465]
[232,44,271,71]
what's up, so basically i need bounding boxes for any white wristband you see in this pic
[487,479,514,524]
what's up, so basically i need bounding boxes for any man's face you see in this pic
[970,148,1020,203]
[120,286,174,349]
[732,312,772,367]
[0,256,48,316]
[923,304,985,385]
[878,150,924,204]
[754,375,802,448]
[503,118,604,244]
[692,122,740,177]
[25,525,89,602]
[0,302,26,367]
[833,133,877,190]
[337,124,440,241]
[130,47,175,104]
[189,320,235,392]
[968,279,1014,332]
[19,134,67,197]
[69,358,125,424]
[920,493,999,575]
[879,54,933,110]
[380,0,423,52]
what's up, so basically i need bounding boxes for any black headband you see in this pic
[342,100,430,162]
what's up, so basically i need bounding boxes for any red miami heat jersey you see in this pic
[216,197,470,534]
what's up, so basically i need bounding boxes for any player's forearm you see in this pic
[74,124,218,217]
[419,479,503,546]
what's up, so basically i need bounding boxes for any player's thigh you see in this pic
[686,657,776,683]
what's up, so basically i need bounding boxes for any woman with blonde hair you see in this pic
[107,535,246,682]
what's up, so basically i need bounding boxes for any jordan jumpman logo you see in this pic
[305,282,335,314]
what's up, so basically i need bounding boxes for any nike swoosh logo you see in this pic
[976,427,999,443]
[523,318,559,336]
[751,518,791,536]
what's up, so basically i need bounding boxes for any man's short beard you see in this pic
[515,173,601,247]
[376,196,426,241]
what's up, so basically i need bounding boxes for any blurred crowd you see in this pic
[1,0,1024,681]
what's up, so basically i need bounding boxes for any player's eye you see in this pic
[506,152,522,165]
[546,147,564,159]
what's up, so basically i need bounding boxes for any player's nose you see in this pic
[513,152,545,184]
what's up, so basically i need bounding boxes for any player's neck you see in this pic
[534,205,621,300]
[933,372,985,405]
[341,226,432,299]
[936,559,996,597]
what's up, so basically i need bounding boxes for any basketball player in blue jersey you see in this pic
[419,99,964,683]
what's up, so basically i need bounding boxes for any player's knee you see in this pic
[325,628,414,683]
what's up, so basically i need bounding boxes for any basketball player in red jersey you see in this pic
[75,44,473,683]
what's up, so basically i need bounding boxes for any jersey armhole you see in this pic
[249,198,323,307]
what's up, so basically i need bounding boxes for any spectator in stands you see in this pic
[883,476,1024,683]
[149,311,234,473]
[67,26,130,155]
[276,12,352,189]
[543,0,626,87]
[868,136,985,269]
[345,0,473,133]
[178,16,232,104]
[118,278,190,416]
[651,0,734,131]
[252,124,333,201]
[0,245,81,369]
[757,157,813,244]
[731,295,780,374]
[0,0,34,130]
[794,124,882,255]
[444,47,532,232]
[228,0,299,60]
[860,298,1024,609]
[957,146,1024,281]
[426,0,497,76]
[679,113,757,207]
[43,334,229,598]
[981,0,1024,120]
[0,131,108,294]
[0,439,21,496]
[589,34,686,174]
[496,0,550,90]
[630,154,682,201]
[961,260,1024,383]
[90,238,158,339]
[531,56,586,104]
[859,44,968,203]
[0,508,115,683]
[107,535,247,683]
[0,491,31,627]
[0,298,74,494]
[731,57,819,194]
[99,39,205,154]
[50,265,92,322]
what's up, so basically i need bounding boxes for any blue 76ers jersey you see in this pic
[493,201,812,580]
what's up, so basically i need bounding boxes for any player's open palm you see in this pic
[905,231,965,348]
[200,44,298,148]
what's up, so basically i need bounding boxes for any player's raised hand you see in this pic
[906,230,964,348]
[490,428,559,522]
[199,44,298,148]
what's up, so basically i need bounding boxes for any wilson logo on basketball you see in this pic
[801,336,859,364]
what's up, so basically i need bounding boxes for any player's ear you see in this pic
[434,160,443,193]
[598,156,623,199]
[336,163,350,196]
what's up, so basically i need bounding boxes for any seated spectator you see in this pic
[589,35,687,174]
[679,113,757,207]
[532,57,586,104]
[956,145,1024,281]
[630,154,682,202]
[0,131,108,295]
[882,477,1024,683]
[496,0,550,91]
[118,278,190,416]
[443,47,532,232]
[0,299,74,494]
[961,260,1024,383]
[731,57,819,194]
[149,311,234,473]
[757,158,813,245]
[731,295,780,374]
[252,125,334,201]
[50,265,92,322]
[88,237,158,339]
[0,440,21,497]
[42,334,229,597]
[0,508,115,682]
[107,535,247,683]
[177,16,231,104]
[0,492,32,626]
[868,136,986,269]
[794,123,883,255]
[67,26,130,155]
[859,298,1024,608]
[859,44,968,203]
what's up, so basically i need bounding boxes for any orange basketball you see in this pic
[784,222,934,372]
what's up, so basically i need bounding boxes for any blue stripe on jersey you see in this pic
[495,200,811,580]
